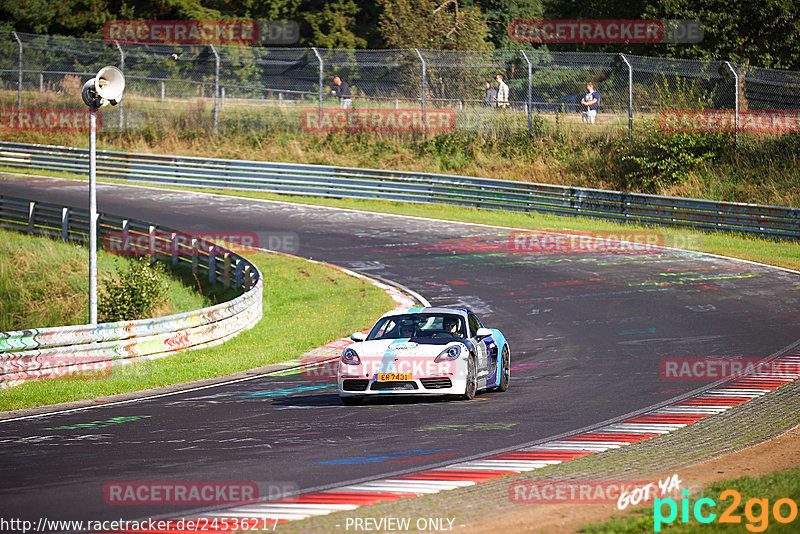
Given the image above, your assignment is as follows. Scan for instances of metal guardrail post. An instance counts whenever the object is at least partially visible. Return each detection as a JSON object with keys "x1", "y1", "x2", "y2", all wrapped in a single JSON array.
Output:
[
  {"x1": 312, "y1": 47, "x2": 324, "y2": 126},
  {"x1": 114, "y1": 41, "x2": 125, "y2": 129},
  {"x1": 210, "y1": 44, "x2": 220, "y2": 135},
  {"x1": 191, "y1": 237, "x2": 199, "y2": 274},
  {"x1": 619, "y1": 53, "x2": 633, "y2": 142},
  {"x1": 171, "y1": 232, "x2": 179, "y2": 265},
  {"x1": 61, "y1": 207, "x2": 69, "y2": 241},
  {"x1": 27, "y1": 201, "x2": 35, "y2": 234},
  {"x1": 209, "y1": 245, "x2": 217, "y2": 284},
  {"x1": 725, "y1": 61, "x2": 740, "y2": 146},
  {"x1": 12, "y1": 32, "x2": 22, "y2": 110},
  {"x1": 521, "y1": 51, "x2": 533, "y2": 133},
  {"x1": 414, "y1": 49, "x2": 427, "y2": 132},
  {"x1": 149, "y1": 225, "x2": 157, "y2": 264}
]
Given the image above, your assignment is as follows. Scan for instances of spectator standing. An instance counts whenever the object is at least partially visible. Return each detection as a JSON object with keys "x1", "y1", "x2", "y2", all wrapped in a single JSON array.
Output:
[
  {"x1": 484, "y1": 81, "x2": 497, "y2": 108},
  {"x1": 495, "y1": 74, "x2": 509, "y2": 109},
  {"x1": 330, "y1": 76, "x2": 352, "y2": 109},
  {"x1": 581, "y1": 82, "x2": 599, "y2": 123}
]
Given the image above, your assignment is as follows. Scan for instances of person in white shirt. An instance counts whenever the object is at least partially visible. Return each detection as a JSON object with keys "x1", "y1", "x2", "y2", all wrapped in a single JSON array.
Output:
[{"x1": 495, "y1": 74, "x2": 509, "y2": 109}]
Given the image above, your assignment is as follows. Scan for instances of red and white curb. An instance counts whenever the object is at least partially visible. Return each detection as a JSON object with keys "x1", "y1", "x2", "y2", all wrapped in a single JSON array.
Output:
[{"x1": 135, "y1": 354, "x2": 799, "y2": 529}]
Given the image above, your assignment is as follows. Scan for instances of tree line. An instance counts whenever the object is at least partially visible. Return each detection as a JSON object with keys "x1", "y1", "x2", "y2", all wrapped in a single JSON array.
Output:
[{"x1": 2, "y1": 0, "x2": 799, "y2": 70}]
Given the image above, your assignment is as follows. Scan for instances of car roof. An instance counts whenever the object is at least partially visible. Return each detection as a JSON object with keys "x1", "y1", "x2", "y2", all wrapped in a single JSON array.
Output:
[{"x1": 379, "y1": 307, "x2": 471, "y2": 319}]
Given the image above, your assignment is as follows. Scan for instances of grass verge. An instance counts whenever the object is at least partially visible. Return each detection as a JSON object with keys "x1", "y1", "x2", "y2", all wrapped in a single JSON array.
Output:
[
  {"x1": 0, "y1": 251, "x2": 394, "y2": 412},
  {"x1": 0, "y1": 227, "x2": 223, "y2": 331},
  {"x1": 581, "y1": 469, "x2": 800, "y2": 533}
]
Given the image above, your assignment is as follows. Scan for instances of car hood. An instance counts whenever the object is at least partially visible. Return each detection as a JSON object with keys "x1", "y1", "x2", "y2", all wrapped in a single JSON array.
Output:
[
  {"x1": 354, "y1": 338, "x2": 463, "y2": 359},
  {"x1": 347, "y1": 338, "x2": 465, "y2": 377}
]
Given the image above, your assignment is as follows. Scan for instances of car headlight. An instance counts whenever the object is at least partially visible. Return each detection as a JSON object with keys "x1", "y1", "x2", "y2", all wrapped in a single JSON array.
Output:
[
  {"x1": 434, "y1": 345, "x2": 461, "y2": 362},
  {"x1": 341, "y1": 347, "x2": 361, "y2": 365}
]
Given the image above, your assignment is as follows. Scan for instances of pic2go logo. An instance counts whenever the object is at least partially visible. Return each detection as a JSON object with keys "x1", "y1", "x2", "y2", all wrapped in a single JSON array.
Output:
[{"x1": 654, "y1": 489, "x2": 799, "y2": 532}]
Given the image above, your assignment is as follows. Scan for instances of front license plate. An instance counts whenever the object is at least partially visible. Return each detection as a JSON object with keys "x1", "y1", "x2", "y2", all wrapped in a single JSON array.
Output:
[{"x1": 377, "y1": 373, "x2": 412, "y2": 381}]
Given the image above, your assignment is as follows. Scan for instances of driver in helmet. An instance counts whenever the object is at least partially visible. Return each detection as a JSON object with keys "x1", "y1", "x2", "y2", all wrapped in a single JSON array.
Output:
[
  {"x1": 398, "y1": 320, "x2": 415, "y2": 338},
  {"x1": 443, "y1": 316, "x2": 463, "y2": 337}
]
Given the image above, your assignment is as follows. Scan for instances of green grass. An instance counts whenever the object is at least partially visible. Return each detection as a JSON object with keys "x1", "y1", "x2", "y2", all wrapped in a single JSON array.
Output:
[
  {"x1": 0, "y1": 251, "x2": 395, "y2": 411},
  {"x1": 0, "y1": 227, "x2": 219, "y2": 331},
  {"x1": 580, "y1": 469, "x2": 800, "y2": 533}
]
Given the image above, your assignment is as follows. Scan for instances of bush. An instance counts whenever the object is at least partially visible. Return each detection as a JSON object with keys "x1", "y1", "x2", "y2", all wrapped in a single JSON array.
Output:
[
  {"x1": 613, "y1": 121, "x2": 733, "y2": 192},
  {"x1": 98, "y1": 259, "x2": 169, "y2": 322}
]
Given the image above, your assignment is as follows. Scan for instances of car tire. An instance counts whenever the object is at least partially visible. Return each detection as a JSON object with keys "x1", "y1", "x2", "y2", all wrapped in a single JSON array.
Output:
[
  {"x1": 341, "y1": 396, "x2": 363, "y2": 406},
  {"x1": 496, "y1": 345, "x2": 510, "y2": 392},
  {"x1": 461, "y1": 355, "x2": 477, "y2": 400}
]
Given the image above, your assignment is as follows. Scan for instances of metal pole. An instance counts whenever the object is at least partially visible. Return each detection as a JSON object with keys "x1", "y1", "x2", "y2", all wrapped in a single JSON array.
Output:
[
  {"x1": 89, "y1": 108, "x2": 98, "y2": 325},
  {"x1": 725, "y1": 61, "x2": 739, "y2": 146},
  {"x1": 521, "y1": 51, "x2": 533, "y2": 133},
  {"x1": 311, "y1": 47, "x2": 323, "y2": 124},
  {"x1": 114, "y1": 41, "x2": 124, "y2": 129},
  {"x1": 619, "y1": 53, "x2": 633, "y2": 141},
  {"x1": 12, "y1": 32, "x2": 22, "y2": 110},
  {"x1": 414, "y1": 49, "x2": 426, "y2": 131},
  {"x1": 210, "y1": 44, "x2": 220, "y2": 135}
]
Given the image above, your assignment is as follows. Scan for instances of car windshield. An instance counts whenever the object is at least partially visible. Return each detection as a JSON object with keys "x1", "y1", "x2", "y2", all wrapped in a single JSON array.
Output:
[{"x1": 367, "y1": 313, "x2": 467, "y2": 341}]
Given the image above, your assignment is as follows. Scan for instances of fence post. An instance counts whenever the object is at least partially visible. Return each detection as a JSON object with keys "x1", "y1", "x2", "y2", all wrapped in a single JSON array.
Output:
[
  {"x1": 414, "y1": 49, "x2": 426, "y2": 132},
  {"x1": 521, "y1": 51, "x2": 533, "y2": 133},
  {"x1": 160, "y1": 81, "x2": 165, "y2": 102},
  {"x1": 619, "y1": 53, "x2": 633, "y2": 141},
  {"x1": 210, "y1": 44, "x2": 220, "y2": 135},
  {"x1": 724, "y1": 61, "x2": 739, "y2": 146},
  {"x1": 312, "y1": 47, "x2": 324, "y2": 125},
  {"x1": 12, "y1": 32, "x2": 22, "y2": 110},
  {"x1": 114, "y1": 41, "x2": 125, "y2": 129}
]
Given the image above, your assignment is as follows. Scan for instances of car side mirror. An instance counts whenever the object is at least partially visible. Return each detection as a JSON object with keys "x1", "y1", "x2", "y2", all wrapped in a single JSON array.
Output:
[
  {"x1": 350, "y1": 332, "x2": 367, "y2": 342},
  {"x1": 475, "y1": 328, "x2": 492, "y2": 339}
]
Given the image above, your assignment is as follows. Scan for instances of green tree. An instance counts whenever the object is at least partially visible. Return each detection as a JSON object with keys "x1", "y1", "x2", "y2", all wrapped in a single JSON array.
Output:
[
  {"x1": 303, "y1": 0, "x2": 367, "y2": 48},
  {"x1": 379, "y1": 0, "x2": 493, "y2": 50},
  {"x1": 644, "y1": 0, "x2": 800, "y2": 70}
]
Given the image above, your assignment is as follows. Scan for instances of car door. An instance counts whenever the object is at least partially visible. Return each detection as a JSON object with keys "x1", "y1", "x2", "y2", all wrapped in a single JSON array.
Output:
[{"x1": 468, "y1": 313, "x2": 489, "y2": 375}]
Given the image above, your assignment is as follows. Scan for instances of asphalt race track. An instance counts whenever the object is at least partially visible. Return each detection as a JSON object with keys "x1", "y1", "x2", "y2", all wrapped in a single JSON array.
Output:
[{"x1": 2, "y1": 174, "x2": 800, "y2": 528}]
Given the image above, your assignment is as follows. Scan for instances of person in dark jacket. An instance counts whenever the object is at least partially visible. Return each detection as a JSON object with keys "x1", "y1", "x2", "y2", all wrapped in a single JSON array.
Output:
[
  {"x1": 330, "y1": 76, "x2": 352, "y2": 109},
  {"x1": 485, "y1": 81, "x2": 497, "y2": 108}
]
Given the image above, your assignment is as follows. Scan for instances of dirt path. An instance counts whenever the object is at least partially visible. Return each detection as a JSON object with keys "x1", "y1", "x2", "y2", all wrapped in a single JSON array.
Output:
[{"x1": 451, "y1": 422, "x2": 800, "y2": 533}]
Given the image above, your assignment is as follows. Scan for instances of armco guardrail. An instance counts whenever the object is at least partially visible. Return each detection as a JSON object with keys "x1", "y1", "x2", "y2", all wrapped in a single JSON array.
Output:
[
  {"x1": 1, "y1": 141, "x2": 799, "y2": 239},
  {"x1": 0, "y1": 194, "x2": 263, "y2": 388}
]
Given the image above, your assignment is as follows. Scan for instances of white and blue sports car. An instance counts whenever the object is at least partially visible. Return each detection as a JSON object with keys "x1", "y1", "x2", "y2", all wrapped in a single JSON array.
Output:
[{"x1": 337, "y1": 307, "x2": 510, "y2": 404}]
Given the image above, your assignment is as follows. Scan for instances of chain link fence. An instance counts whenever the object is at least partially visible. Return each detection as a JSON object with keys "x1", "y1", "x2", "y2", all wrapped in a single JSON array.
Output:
[{"x1": 2, "y1": 30, "x2": 800, "y2": 139}]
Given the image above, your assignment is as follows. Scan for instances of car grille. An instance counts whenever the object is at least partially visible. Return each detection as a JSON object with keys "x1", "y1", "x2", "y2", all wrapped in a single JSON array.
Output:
[
  {"x1": 342, "y1": 379, "x2": 369, "y2": 392},
  {"x1": 421, "y1": 378, "x2": 452, "y2": 389},
  {"x1": 370, "y1": 381, "x2": 419, "y2": 391}
]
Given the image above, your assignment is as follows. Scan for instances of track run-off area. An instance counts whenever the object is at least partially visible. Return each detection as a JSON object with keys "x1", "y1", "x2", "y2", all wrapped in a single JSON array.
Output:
[{"x1": 1, "y1": 174, "x2": 800, "y2": 530}]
